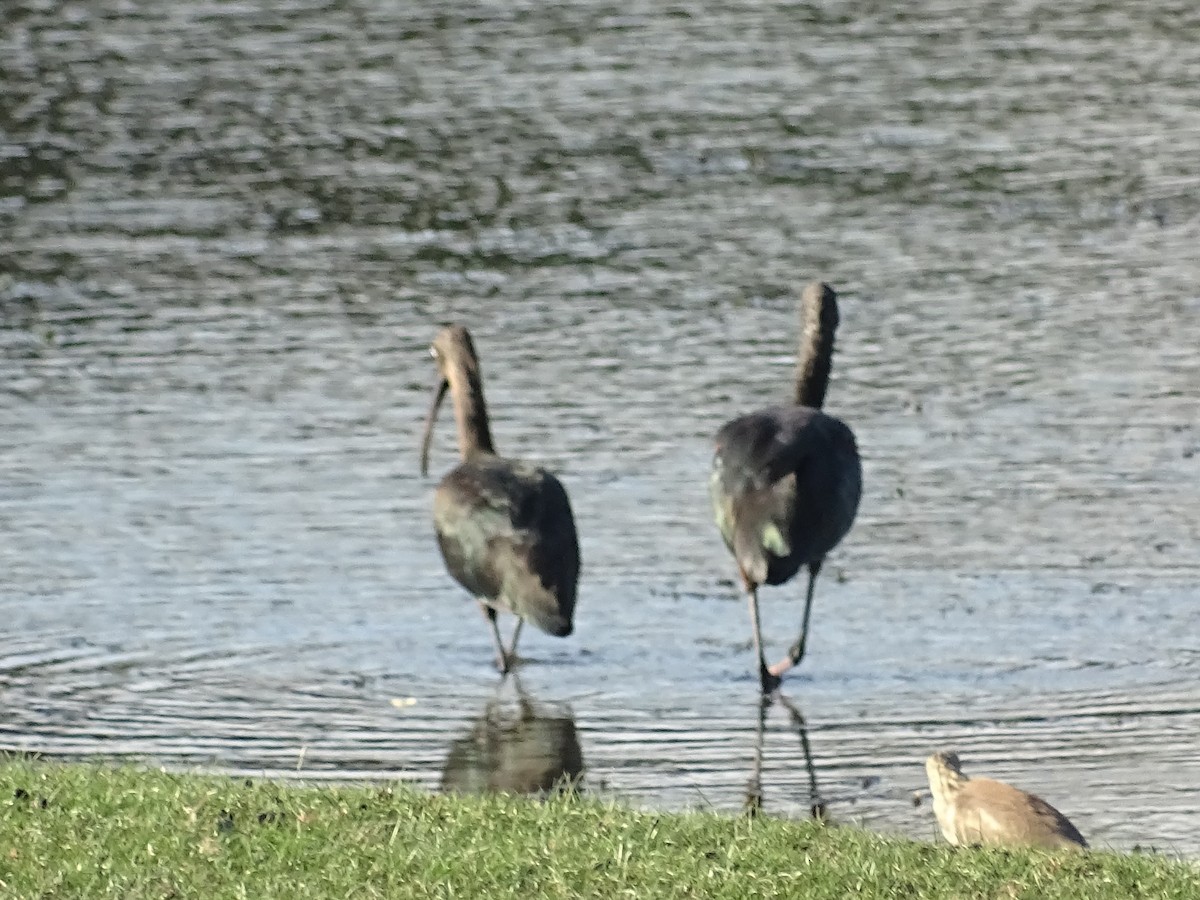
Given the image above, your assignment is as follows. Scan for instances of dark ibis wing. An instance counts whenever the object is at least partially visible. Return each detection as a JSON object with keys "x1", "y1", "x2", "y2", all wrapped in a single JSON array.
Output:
[
  {"x1": 711, "y1": 406, "x2": 860, "y2": 586},
  {"x1": 432, "y1": 456, "x2": 580, "y2": 635}
]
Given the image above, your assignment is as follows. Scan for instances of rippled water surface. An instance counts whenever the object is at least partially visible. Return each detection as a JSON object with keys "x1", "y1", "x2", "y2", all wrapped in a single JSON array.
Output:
[{"x1": 2, "y1": 0, "x2": 1199, "y2": 856}]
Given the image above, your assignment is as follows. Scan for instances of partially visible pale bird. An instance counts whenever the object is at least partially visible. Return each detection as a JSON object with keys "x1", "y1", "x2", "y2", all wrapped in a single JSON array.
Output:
[
  {"x1": 925, "y1": 750, "x2": 1088, "y2": 851},
  {"x1": 710, "y1": 281, "x2": 862, "y2": 692},
  {"x1": 419, "y1": 324, "x2": 580, "y2": 674}
]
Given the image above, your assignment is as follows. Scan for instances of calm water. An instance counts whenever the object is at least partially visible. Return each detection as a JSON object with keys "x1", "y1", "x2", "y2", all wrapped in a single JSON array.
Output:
[{"x1": 2, "y1": 0, "x2": 1199, "y2": 856}]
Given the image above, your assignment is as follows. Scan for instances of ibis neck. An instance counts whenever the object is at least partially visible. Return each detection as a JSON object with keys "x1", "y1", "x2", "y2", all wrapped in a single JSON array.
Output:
[
  {"x1": 446, "y1": 357, "x2": 496, "y2": 461},
  {"x1": 795, "y1": 316, "x2": 835, "y2": 409}
]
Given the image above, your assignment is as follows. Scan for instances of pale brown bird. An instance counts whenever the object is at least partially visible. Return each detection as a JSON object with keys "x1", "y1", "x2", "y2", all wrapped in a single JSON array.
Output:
[{"x1": 925, "y1": 750, "x2": 1088, "y2": 851}]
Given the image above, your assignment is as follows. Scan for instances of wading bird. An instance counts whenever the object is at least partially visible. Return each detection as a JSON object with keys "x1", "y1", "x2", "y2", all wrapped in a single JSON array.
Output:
[
  {"x1": 710, "y1": 281, "x2": 861, "y2": 692},
  {"x1": 925, "y1": 750, "x2": 1088, "y2": 850},
  {"x1": 419, "y1": 324, "x2": 580, "y2": 673}
]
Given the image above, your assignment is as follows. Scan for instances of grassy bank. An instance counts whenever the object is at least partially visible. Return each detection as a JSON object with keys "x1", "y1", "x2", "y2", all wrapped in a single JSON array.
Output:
[{"x1": 0, "y1": 758, "x2": 1195, "y2": 899}]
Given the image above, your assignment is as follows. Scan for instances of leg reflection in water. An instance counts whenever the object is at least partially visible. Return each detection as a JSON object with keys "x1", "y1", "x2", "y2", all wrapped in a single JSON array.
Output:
[{"x1": 744, "y1": 692, "x2": 825, "y2": 821}]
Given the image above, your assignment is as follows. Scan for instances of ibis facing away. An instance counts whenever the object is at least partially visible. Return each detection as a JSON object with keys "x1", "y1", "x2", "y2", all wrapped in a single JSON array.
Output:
[
  {"x1": 925, "y1": 750, "x2": 1088, "y2": 850},
  {"x1": 710, "y1": 281, "x2": 861, "y2": 693},
  {"x1": 419, "y1": 324, "x2": 580, "y2": 674}
]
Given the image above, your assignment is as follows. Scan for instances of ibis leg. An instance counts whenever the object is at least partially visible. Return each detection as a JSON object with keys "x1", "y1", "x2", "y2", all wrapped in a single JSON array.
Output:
[
  {"x1": 506, "y1": 618, "x2": 525, "y2": 664},
  {"x1": 747, "y1": 583, "x2": 780, "y2": 693},
  {"x1": 479, "y1": 602, "x2": 510, "y2": 673},
  {"x1": 769, "y1": 561, "x2": 820, "y2": 677}
]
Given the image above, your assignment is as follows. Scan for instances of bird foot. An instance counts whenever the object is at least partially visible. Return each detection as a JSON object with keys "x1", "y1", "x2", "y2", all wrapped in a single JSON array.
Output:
[
  {"x1": 768, "y1": 639, "x2": 805, "y2": 678},
  {"x1": 766, "y1": 658, "x2": 792, "y2": 679}
]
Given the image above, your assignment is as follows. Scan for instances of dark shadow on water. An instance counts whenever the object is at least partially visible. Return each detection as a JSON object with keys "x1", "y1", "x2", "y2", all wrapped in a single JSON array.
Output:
[
  {"x1": 440, "y1": 676, "x2": 585, "y2": 797},
  {"x1": 744, "y1": 692, "x2": 826, "y2": 821}
]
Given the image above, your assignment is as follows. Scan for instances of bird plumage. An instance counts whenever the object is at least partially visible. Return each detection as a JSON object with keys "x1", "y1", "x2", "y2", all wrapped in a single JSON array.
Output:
[
  {"x1": 712, "y1": 405, "x2": 860, "y2": 587},
  {"x1": 433, "y1": 455, "x2": 578, "y2": 638},
  {"x1": 925, "y1": 750, "x2": 1088, "y2": 850}
]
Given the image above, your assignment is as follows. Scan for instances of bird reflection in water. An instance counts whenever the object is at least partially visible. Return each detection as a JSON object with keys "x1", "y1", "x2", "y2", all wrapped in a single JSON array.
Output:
[
  {"x1": 744, "y1": 692, "x2": 826, "y2": 821},
  {"x1": 440, "y1": 678, "x2": 585, "y2": 797}
]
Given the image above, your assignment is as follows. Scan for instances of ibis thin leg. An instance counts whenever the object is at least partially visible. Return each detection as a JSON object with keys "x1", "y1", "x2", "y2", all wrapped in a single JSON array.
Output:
[
  {"x1": 747, "y1": 583, "x2": 781, "y2": 693},
  {"x1": 769, "y1": 561, "x2": 821, "y2": 677},
  {"x1": 506, "y1": 618, "x2": 525, "y2": 664},
  {"x1": 479, "y1": 602, "x2": 509, "y2": 673}
]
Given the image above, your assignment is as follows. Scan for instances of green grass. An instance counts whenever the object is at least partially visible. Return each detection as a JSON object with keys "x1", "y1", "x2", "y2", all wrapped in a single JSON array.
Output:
[{"x1": 0, "y1": 758, "x2": 1196, "y2": 899}]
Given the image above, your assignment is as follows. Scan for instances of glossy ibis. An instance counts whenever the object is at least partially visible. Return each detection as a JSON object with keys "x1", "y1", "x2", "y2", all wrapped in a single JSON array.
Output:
[
  {"x1": 710, "y1": 281, "x2": 861, "y2": 692},
  {"x1": 419, "y1": 324, "x2": 580, "y2": 674},
  {"x1": 925, "y1": 750, "x2": 1088, "y2": 850}
]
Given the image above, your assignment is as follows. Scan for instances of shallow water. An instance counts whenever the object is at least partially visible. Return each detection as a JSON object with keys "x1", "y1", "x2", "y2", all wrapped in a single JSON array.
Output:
[{"x1": 2, "y1": 0, "x2": 1199, "y2": 856}]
